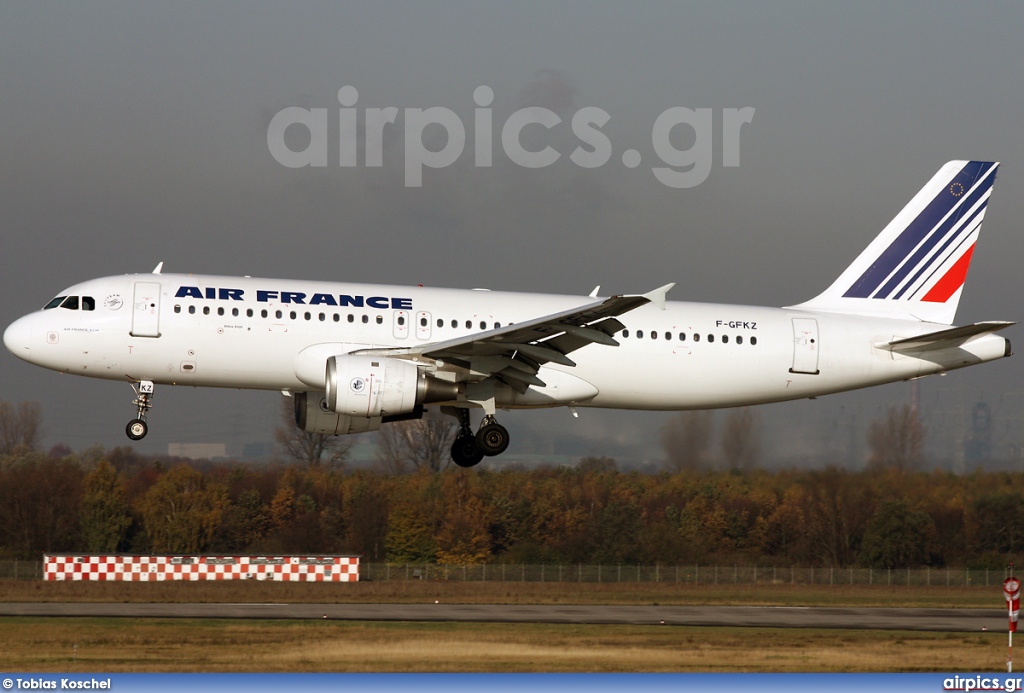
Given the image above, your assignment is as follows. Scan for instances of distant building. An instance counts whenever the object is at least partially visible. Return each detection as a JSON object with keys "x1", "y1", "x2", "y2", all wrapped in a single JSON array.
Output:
[
  {"x1": 167, "y1": 443, "x2": 228, "y2": 459},
  {"x1": 242, "y1": 442, "x2": 272, "y2": 460},
  {"x1": 964, "y1": 402, "x2": 992, "y2": 465}
]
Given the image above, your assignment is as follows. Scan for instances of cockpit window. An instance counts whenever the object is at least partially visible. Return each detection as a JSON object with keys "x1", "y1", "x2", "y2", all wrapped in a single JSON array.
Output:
[
  {"x1": 60, "y1": 296, "x2": 79, "y2": 310},
  {"x1": 44, "y1": 296, "x2": 66, "y2": 310},
  {"x1": 82, "y1": 296, "x2": 95, "y2": 311}
]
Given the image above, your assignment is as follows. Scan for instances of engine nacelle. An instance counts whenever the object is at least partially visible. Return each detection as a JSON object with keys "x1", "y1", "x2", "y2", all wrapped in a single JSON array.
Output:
[
  {"x1": 324, "y1": 354, "x2": 458, "y2": 417},
  {"x1": 294, "y1": 391, "x2": 382, "y2": 435}
]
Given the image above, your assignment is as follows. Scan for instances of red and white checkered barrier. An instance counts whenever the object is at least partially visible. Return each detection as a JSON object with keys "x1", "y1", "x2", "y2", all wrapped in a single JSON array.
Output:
[{"x1": 44, "y1": 555, "x2": 359, "y2": 582}]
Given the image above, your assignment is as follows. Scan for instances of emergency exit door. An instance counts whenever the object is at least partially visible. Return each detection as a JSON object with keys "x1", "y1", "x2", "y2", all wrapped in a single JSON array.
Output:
[{"x1": 393, "y1": 309, "x2": 410, "y2": 339}]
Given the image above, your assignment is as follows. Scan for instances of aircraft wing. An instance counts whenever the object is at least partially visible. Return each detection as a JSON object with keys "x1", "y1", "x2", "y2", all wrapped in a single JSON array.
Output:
[
  {"x1": 880, "y1": 321, "x2": 1014, "y2": 352},
  {"x1": 353, "y1": 284, "x2": 673, "y2": 393}
]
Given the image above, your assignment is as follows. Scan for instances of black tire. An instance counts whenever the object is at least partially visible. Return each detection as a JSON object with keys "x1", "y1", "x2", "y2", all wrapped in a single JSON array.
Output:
[
  {"x1": 126, "y1": 418, "x2": 148, "y2": 441},
  {"x1": 475, "y1": 422, "x2": 510, "y2": 456},
  {"x1": 450, "y1": 435, "x2": 484, "y2": 468}
]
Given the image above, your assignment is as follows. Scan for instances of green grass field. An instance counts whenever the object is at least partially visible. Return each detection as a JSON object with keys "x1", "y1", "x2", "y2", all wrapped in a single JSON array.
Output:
[{"x1": 0, "y1": 617, "x2": 1008, "y2": 672}]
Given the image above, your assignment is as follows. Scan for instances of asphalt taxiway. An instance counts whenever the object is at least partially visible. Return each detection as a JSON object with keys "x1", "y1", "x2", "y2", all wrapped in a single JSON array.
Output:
[{"x1": 0, "y1": 603, "x2": 1005, "y2": 631}]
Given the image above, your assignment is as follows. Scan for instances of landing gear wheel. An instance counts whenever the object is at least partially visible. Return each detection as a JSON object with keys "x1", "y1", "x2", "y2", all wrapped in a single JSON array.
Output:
[
  {"x1": 451, "y1": 435, "x2": 484, "y2": 468},
  {"x1": 476, "y1": 422, "x2": 510, "y2": 456},
  {"x1": 126, "y1": 418, "x2": 148, "y2": 441}
]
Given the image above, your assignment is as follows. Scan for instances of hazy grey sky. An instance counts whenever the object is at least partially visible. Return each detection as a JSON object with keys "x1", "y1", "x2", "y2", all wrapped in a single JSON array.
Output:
[{"x1": 2, "y1": 1, "x2": 1023, "y2": 466}]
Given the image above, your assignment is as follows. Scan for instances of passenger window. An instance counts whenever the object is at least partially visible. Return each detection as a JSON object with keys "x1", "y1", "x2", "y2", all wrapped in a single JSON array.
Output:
[
  {"x1": 751, "y1": 336, "x2": 758, "y2": 346},
  {"x1": 451, "y1": 320, "x2": 457, "y2": 328},
  {"x1": 708, "y1": 334, "x2": 715, "y2": 343},
  {"x1": 679, "y1": 333, "x2": 686, "y2": 341},
  {"x1": 189, "y1": 306, "x2": 196, "y2": 315},
  {"x1": 637, "y1": 330, "x2": 644, "y2": 339},
  {"x1": 44, "y1": 297, "x2": 66, "y2": 310},
  {"x1": 664, "y1": 332, "x2": 670, "y2": 341},
  {"x1": 289, "y1": 311, "x2": 297, "y2": 320},
  {"x1": 465, "y1": 320, "x2": 472, "y2": 329},
  {"x1": 203, "y1": 307, "x2": 210, "y2": 316},
  {"x1": 376, "y1": 315, "x2": 383, "y2": 324},
  {"x1": 436, "y1": 318, "x2": 443, "y2": 328},
  {"x1": 174, "y1": 305, "x2": 181, "y2": 314},
  {"x1": 362, "y1": 315, "x2": 369, "y2": 324},
  {"x1": 217, "y1": 307, "x2": 224, "y2": 316},
  {"x1": 480, "y1": 321, "x2": 486, "y2": 330},
  {"x1": 737, "y1": 335, "x2": 743, "y2": 344},
  {"x1": 398, "y1": 316, "x2": 406, "y2": 326},
  {"x1": 82, "y1": 297, "x2": 95, "y2": 311},
  {"x1": 622, "y1": 329, "x2": 630, "y2": 338},
  {"x1": 333, "y1": 314, "x2": 340, "y2": 322},
  {"x1": 261, "y1": 309, "x2": 268, "y2": 318},
  {"x1": 651, "y1": 331, "x2": 658, "y2": 340},
  {"x1": 275, "y1": 310, "x2": 283, "y2": 319},
  {"x1": 421, "y1": 317, "x2": 428, "y2": 327},
  {"x1": 233, "y1": 308, "x2": 240, "y2": 317},
  {"x1": 245, "y1": 308, "x2": 252, "y2": 318},
  {"x1": 348, "y1": 314, "x2": 354, "y2": 323},
  {"x1": 694, "y1": 333, "x2": 700, "y2": 342},
  {"x1": 318, "y1": 313, "x2": 325, "y2": 322},
  {"x1": 61, "y1": 296, "x2": 79, "y2": 310},
  {"x1": 722, "y1": 335, "x2": 729, "y2": 344},
  {"x1": 495, "y1": 322, "x2": 501, "y2": 328}
]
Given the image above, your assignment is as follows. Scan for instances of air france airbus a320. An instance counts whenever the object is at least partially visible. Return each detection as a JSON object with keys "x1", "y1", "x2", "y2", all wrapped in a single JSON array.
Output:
[{"x1": 3, "y1": 161, "x2": 1013, "y2": 467}]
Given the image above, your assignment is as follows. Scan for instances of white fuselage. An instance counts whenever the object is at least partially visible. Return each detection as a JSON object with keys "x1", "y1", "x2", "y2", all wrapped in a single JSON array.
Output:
[{"x1": 3, "y1": 273, "x2": 1010, "y2": 412}]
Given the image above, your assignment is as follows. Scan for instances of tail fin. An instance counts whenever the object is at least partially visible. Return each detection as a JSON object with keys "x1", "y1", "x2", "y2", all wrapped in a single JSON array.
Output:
[{"x1": 790, "y1": 160, "x2": 999, "y2": 324}]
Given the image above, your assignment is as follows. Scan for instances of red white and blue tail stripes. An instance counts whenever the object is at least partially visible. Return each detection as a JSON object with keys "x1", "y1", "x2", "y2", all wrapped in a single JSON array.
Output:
[{"x1": 792, "y1": 161, "x2": 999, "y2": 325}]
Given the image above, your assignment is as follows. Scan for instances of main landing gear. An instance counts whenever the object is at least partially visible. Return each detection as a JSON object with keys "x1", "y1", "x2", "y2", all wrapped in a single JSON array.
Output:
[
  {"x1": 446, "y1": 408, "x2": 510, "y2": 468},
  {"x1": 476, "y1": 415, "x2": 510, "y2": 456},
  {"x1": 126, "y1": 380, "x2": 154, "y2": 441}
]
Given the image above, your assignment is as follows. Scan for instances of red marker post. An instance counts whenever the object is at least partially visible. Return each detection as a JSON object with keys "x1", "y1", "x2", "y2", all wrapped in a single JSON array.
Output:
[{"x1": 1004, "y1": 568, "x2": 1019, "y2": 673}]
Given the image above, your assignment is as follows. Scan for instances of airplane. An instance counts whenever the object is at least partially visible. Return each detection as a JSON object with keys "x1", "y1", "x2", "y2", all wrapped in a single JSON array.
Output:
[{"x1": 3, "y1": 160, "x2": 1013, "y2": 467}]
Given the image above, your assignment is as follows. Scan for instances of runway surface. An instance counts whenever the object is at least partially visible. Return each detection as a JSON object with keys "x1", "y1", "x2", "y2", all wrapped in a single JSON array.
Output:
[{"x1": 0, "y1": 602, "x2": 1006, "y2": 631}]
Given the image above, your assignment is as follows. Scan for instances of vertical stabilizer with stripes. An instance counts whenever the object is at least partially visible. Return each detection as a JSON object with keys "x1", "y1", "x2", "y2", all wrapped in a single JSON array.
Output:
[{"x1": 790, "y1": 160, "x2": 999, "y2": 325}]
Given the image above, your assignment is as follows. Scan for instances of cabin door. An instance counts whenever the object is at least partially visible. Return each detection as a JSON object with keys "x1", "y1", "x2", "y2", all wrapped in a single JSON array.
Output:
[{"x1": 131, "y1": 282, "x2": 161, "y2": 338}]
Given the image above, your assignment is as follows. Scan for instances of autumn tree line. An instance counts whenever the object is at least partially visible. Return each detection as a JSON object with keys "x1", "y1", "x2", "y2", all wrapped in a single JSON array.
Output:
[{"x1": 0, "y1": 399, "x2": 1012, "y2": 569}]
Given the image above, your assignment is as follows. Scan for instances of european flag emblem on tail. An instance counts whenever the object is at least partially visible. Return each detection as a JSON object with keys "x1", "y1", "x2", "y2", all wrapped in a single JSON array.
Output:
[{"x1": 790, "y1": 160, "x2": 999, "y2": 325}]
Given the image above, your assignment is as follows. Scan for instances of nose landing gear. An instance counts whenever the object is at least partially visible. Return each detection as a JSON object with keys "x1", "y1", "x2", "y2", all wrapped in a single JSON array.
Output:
[{"x1": 126, "y1": 380, "x2": 154, "y2": 441}]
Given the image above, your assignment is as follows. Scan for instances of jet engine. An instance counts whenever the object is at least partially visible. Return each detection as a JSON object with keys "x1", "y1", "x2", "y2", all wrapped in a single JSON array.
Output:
[
  {"x1": 293, "y1": 391, "x2": 383, "y2": 435},
  {"x1": 324, "y1": 354, "x2": 458, "y2": 418}
]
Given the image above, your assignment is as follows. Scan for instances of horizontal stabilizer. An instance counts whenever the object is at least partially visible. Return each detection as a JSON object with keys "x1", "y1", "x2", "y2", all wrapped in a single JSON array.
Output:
[{"x1": 879, "y1": 321, "x2": 1014, "y2": 352}]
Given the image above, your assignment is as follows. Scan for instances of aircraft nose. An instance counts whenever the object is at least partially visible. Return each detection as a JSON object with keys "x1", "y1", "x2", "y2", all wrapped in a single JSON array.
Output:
[{"x1": 3, "y1": 315, "x2": 33, "y2": 358}]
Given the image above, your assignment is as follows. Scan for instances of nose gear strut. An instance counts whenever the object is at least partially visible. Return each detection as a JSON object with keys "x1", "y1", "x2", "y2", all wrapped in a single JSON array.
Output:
[{"x1": 126, "y1": 380, "x2": 154, "y2": 441}]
